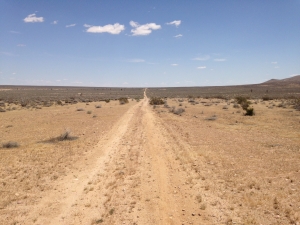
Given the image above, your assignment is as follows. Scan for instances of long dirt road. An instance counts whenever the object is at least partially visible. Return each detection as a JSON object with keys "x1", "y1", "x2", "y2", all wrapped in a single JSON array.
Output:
[{"x1": 13, "y1": 90, "x2": 208, "y2": 225}]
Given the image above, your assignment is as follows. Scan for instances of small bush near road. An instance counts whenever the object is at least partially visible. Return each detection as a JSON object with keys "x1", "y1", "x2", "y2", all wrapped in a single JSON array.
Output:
[
  {"x1": 2, "y1": 141, "x2": 19, "y2": 148},
  {"x1": 149, "y1": 97, "x2": 164, "y2": 105},
  {"x1": 119, "y1": 97, "x2": 129, "y2": 105}
]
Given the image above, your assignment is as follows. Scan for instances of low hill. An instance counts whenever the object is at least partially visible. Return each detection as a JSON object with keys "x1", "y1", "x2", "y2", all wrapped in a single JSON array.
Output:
[{"x1": 262, "y1": 75, "x2": 300, "y2": 85}]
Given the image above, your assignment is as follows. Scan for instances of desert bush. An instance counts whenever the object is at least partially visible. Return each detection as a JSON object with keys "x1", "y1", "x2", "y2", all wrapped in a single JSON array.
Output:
[
  {"x1": 95, "y1": 104, "x2": 102, "y2": 108},
  {"x1": 77, "y1": 108, "x2": 84, "y2": 111},
  {"x1": 262, "y1": 95, "x2": 273, "y2": 101},
  {"x1": 104, "y1": 99, "x2": 110, "y2": 103},
  {"x1": 149, "y1": 97, "x2": 164, "y2": 105},
  {"x1": 87, "y1": 110, "x2": 92, "y2": 114},
  {"x1": 0, "y1": 101, "x2": 5, "y2": 107},
  {"x1": 173, "y1": 108, "x2": 185, "y2": 115},
  {"x1": 235, "y1": 96, "x2": 255, "y2": 116},
  {"x1": 205, "y1": 115, "x2": 217, "y2": 121},
  {"x1": 56, "y1": 100, "x2": 63, "y2": 105},
  {"x1": 292, "y1": 98, "x2": 300, "y2": 111},
  {"x1": 245, "y1": 107, "x2": 255, "y2": 116},
  {"x1": 222, "y1": 106, "x2": 228, "y2": 109},
  {"x1": 233, "y1": 103, "x2": 240, "y2": 108},
  {"x1": 43, "y1": 101, "x2": 53, "y2": 107},
  {"x1": 119, "y1": 97, "x2": 129, "y2": 104},
  {"x1": 2, "y1": 141, "x2": 19, "y2": 148},
  {"x1": 47, "y1": 130, "x2": 78, "y2": 142},
  {"x1": 0, "y1": 107, "x2": 6, "y2": 112},
  {"x1": 20, "y1": 99, "x2": 29, "y2": 107}
]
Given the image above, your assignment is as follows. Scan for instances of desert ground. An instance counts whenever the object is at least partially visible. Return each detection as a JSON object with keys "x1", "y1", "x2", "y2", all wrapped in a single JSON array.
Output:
[{"x1": 1, "y1": 86, "x2": 300, "y2": 224}]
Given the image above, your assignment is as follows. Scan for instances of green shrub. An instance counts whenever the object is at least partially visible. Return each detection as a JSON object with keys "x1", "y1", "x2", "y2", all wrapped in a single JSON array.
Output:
[{"x1": 149, "y1": 97, "x2": 164, "y2": 105}]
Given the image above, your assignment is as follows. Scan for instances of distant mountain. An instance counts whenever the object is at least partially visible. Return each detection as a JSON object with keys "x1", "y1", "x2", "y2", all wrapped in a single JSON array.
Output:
[{"x1": 262, "y1": 75, "x2": 300, "y2": 85}]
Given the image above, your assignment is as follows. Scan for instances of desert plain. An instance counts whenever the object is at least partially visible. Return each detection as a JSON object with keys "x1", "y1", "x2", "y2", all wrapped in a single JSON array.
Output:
[{"x1": 0, "y1": 79, "x2": 300, "y2": 225}]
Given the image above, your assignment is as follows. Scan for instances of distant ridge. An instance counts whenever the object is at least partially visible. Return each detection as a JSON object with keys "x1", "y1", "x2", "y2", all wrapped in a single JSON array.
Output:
[{"x1": 262, "y1": 75, "x2": 300, "y2": 85}]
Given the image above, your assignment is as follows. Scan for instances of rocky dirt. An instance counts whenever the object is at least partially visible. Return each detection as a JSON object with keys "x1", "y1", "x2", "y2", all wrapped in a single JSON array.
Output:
[{"x1": 1, "y1": 90, "x2": 300, "y2": 225}]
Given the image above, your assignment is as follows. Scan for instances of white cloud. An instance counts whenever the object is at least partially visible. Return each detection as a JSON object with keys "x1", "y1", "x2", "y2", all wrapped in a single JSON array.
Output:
[
  {"x1": 24, "y1": 14, "x2": 44, "y2": 23},
  {"x1": 52, "y1": 20, "x2": 58, "y2": 25},
  {"x1": 167, "y1": 20, "x2": 181, "y2": 27},
  {"x1": 130, "y1": 21, "x2": 161, "y2": 36},
  {"x1": 193, "y1": 55, "x2": 210, "y2": 61},
  {"x1": 17, "y1": 44, "x2": 26, "y2": 47},
  {"x1": 174, "y1": 34, "x2": 183, "y2": 38},
  {"x1": 214, "y1": 58, "x2": 226, "y2": 62},
  {"x1": 197, "y1": 66, "x2": 206, "y2": 69},
  {"x1": 66, "y1": 24, "x2": 76, "y2": 28},
  {"x1": 86, "y1": 23, "x2": 125, "y2": 34},
  {"x1": 10, "y1": 30, "x2": 20, "y2": 34},
  {"x1": 274, "y1": 66, "x2": 280, "y2": 69},
  {"x1": 127, "y1": 59, "x2": 145, "y2": 63},
  {"x1": 271, "y1": 62, "x2": 278, "y2": 64},
  {"x1": 171, "y1": 64, "x2": 178, "y2": 66}
]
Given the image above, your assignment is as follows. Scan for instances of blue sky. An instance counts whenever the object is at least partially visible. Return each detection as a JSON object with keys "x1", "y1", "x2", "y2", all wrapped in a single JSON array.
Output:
[{"x1": 1, "y1": 0, "x2": 300, "y2": 87}]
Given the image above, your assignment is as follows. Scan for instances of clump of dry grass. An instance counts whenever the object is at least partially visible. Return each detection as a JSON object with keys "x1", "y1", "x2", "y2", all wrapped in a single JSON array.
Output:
[
  {"x1": 119, "y1": 97, "x2": 129, "y2": 104},
  {"x1": 45, "y1": 130, "x2": 78, "y2": 142},
  {"x1": 169, "y1": 107, "x2": 185, "y2": 115},
  {"x1": 149, "y1": 97, "x2": 165, "y2": 105},
  {"x1": 0, "y1": 107, "x2": 6, "y2": 112},
  {"x1": 2, "y1": 141, "x2": 19, "y2": 148},
  {"x1": 205, "y1": 115, "x2": 217, "y2": 121}
]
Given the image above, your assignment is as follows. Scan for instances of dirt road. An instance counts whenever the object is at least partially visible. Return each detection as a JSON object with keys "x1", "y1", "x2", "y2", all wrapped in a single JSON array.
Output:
[{"x1": 11, "y1": 90, "x2": 206, "y2": 225}]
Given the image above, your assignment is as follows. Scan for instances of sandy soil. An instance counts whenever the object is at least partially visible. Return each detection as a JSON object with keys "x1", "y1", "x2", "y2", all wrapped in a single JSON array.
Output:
[{"x1": 1, "y1": 91, "x2": 300, "y2": 225}]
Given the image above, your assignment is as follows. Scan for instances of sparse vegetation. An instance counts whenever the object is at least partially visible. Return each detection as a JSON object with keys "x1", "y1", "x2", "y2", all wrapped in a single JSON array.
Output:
[
  {"x1": 95, "y1": 104, "x2": 102, "y2": 108},
  {"x1": 46, "y1": 130, "x2": 78, "y2": 142},
  {"x1": 77, "y1": 108, "x2": 84, "y2": 111},
  {"x1": 169, "y1": 107, "x2": 185, "y2": 115},
  {"x1": 149, "y1": 97, "x2": 164, "y2": 105},
  {"x1": 109, "y1": 208, "x2": 115, "y2": 215},
  {"x1": 235, "y1": 96, "x2": 255, "y2": 116},
  {"x1": 87, "y1": 110, "x2": 92, "y2": 114},
  {"x1": 119, "y1": 97, "x2": 129, "y2": 105},
  {"x1": 2, "y1": 141, "x2": 19, "y2": 148}
]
